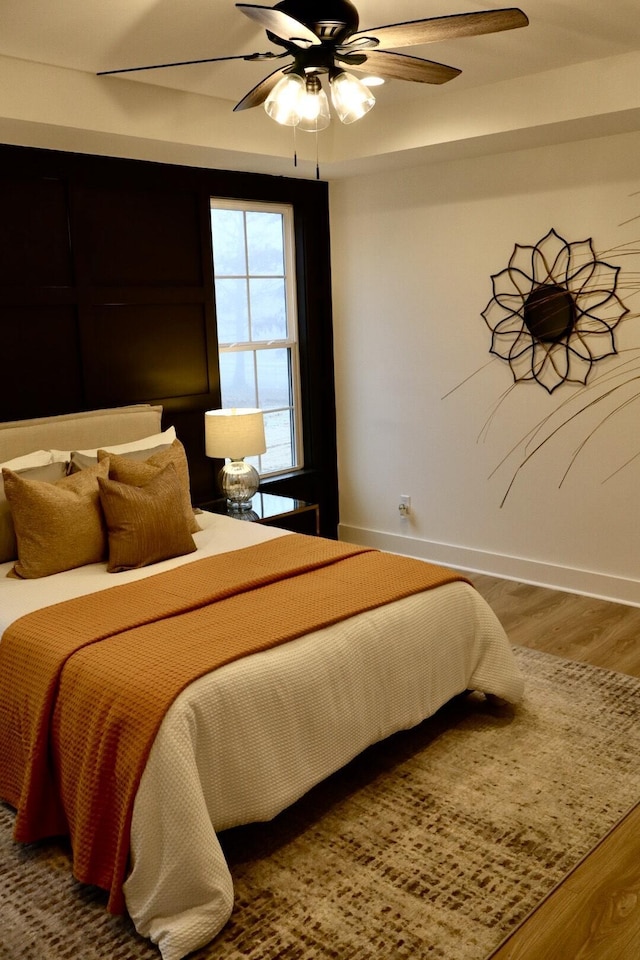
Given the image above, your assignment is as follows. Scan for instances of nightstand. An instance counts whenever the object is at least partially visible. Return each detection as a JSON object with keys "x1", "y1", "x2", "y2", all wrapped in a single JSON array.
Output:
[{"x1": 199, "y1": 492, "x2": 320, "y2": 536}]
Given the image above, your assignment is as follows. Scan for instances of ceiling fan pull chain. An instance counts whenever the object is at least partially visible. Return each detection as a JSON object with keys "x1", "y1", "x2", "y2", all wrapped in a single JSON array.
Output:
[
  {"x1": 293, "y1": 124, "x2": 298, "y2": 168},
  {"x1": 315, "y1": 129, "x2": 320, "y2": 180}
]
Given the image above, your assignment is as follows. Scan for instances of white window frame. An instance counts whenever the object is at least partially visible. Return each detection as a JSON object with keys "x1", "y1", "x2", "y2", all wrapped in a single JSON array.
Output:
[{"x1": 210, "y1": 198, "x2": 303, "y2": 477}]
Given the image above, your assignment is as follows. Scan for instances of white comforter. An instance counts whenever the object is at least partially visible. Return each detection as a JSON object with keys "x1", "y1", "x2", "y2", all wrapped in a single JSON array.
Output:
[{"x1": 0, "y1": 514, "x2": 524, "y2": 960}]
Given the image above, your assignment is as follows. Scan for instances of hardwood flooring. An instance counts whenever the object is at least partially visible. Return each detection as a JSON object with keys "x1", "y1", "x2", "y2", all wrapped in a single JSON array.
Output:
[
  {"x1": 470, "y1": 575, "x2": 640, "y2": 960},
  {"x1": 472, "y1": 575, "x2": 640, "y2": 679}
]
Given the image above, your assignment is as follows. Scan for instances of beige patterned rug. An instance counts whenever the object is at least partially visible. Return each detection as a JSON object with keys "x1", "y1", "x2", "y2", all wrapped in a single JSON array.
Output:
[{"x1": 2, "y1": 646, "x2": 640, "y2": 960}]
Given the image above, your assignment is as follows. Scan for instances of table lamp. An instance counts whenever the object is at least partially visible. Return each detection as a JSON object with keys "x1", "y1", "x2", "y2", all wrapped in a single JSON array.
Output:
[{"x1": 204, "y1": 408, "x2": 266, "y2": 510}]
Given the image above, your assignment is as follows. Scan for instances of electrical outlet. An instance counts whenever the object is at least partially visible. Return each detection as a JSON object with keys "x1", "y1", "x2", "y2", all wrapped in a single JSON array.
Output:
[{"x1": 398, "y1": 494, "x2": 411, "y2": 518}]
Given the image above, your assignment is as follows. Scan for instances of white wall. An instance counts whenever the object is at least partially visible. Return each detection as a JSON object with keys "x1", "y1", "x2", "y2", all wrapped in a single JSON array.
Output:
[{"x1": 330, "y1": 129, "x2": 640, "y2": 605}]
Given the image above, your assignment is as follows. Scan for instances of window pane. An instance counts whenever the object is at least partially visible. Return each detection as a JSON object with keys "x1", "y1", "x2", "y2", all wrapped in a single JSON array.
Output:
[
  {"x1": 262, "y1": 410, "x2": 293, "y2": 474},
  {"x1": 211, "y1": 199, "x2": 301, "y2": 477},
  {"x1": 249, "y1": 278, "x2": 287, "y2": 341},
  {"x1": 211, "y1": 209, "x2": 246, "y2": 275},
  {"x1": 256, "y1": 349, "x2": 291, "y2": 410},
  {"x1": 247, "y1": 211, "x2": 284, "y2": 276},
  {"x1": 219, "y1": 351, "x2": 257, "y2": 408},
  {"x1": 214, "y1": 278, "x2": 249, "y2": 343}
]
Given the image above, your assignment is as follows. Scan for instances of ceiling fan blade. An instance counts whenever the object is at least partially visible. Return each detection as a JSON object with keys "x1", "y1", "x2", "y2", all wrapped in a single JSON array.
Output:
[
  {"x1": 236, "y1": 3, "x2": 321, "y2": 47},
  {"x1": 97, "y1": 51, "x2": 282, "y2": 76},
  {"x1": 347, "y1": 8, "x2": 529, "y2": 51},
  {"x1": 233, "y1": 65, "x2": 291, "y2": 111},
  {"x1": 351, "y1": 50, "x2": 460, "y2": 85}
]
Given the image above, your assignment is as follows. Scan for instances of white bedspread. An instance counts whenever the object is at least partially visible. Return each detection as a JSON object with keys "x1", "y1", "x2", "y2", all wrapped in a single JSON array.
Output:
[{"x1": 0, "y1": 515, "x2": 524, "y2": 960}]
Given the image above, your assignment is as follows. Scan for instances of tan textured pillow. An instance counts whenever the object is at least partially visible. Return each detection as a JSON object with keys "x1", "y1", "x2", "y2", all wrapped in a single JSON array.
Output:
[
  {"x1": 99, "y1": 438, "x2": 200, "y2": 533},
  {"x1": 3, "y1": 460, "x2": 109, "y2": 579},
  {"x1": 0, "y1": 461, "x2": 68, "y2": 564},
  {"x1": 98, "y1": 463, "x2": 197, "y2": 573},
  {"x1": 69, "y1": 441, "x2": 171, "y2": 474}
]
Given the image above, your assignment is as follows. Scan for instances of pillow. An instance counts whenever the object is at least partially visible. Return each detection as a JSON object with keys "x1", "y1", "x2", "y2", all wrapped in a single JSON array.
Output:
[
  {"x1": 100, "y1": 438, "x2": 200, "y2": 534},
  {"x1": 0, "y1": 461, "x2": 68, "y2": 564},
  {"x1": 1, "y1": 450, "x2": 53, "y2": 470},
  {"x1": 50, "y1": 426, "x2": 177, "y2": 463},
  {"x1": 69, "y1": 441, "x2": 172, "y2": 474},
  {"x1": 98, "y1": 463, "x2": 196, "y2": 573},
  {"x1": 3, "y1": 460, "x2": 109, "y2": 579}
]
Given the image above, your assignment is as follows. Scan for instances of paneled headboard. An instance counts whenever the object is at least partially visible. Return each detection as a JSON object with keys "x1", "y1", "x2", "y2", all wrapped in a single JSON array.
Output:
[
  {"x1": 0, "y1": 405, "x2": 163, "y2": 464},
  {"x1": 0, "y1": 143, "x2": 337, "y2": 535}
]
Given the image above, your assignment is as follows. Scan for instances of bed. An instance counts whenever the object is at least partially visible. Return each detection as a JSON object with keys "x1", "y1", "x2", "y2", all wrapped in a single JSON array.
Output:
[{"x1": 0, "y1": 404, "x2": 524, "y2": 960}]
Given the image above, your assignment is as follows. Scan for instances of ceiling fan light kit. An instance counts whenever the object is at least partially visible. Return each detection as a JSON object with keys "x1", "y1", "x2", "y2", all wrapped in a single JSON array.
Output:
[
  {"x1": 97, "y1": 1, "x2": 530, "y2": 163},
  {"x1": 265, "y1": 66, "x2": 375, "y2": 128}
]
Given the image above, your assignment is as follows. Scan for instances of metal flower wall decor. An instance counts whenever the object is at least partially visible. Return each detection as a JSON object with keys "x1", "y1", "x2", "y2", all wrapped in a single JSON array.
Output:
[{"x1": 481, "y1": 229, "x2": 629, "y2": 393}]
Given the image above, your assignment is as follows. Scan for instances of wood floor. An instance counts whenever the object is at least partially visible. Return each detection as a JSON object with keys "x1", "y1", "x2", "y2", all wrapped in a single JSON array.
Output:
[{"x1": 470, "y1": 575, "x2": 640, "y2": 960}]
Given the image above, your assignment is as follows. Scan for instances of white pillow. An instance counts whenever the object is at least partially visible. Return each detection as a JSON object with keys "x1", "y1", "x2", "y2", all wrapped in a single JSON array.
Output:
[
  {"x1": 1, "y1": 450, "x2": 53, "y2": 470},
  {"x1": 50, "y1": 426, "x2": 176, "y2": 462}
]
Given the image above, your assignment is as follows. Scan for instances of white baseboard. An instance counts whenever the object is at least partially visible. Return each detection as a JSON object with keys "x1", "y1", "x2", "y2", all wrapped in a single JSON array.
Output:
[{"x1": 338, "y1": 524, "x2": 640, "y2": 608}]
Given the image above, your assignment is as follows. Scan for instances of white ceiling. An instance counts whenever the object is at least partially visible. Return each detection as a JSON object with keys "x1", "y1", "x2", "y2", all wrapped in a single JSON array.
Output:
[{"x1": 1, "y1": 0, "x2": 640, "y2": 178}]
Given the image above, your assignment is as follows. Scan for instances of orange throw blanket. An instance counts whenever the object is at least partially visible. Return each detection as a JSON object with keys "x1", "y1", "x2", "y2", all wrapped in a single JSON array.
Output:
[{"x1": 0, "y1": 534, "x2": 468, "y2": 913}]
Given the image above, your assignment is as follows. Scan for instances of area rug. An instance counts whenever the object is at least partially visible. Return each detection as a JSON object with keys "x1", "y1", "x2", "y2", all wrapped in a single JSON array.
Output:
[{"x1": 1, "y1": 646, "x2": 640, "y2": 960}]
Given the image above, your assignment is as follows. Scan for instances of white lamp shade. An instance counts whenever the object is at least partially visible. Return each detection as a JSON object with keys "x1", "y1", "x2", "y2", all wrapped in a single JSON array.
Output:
[
  {"x1": 296, "y1": 76, "x2": 331, "y2": 132},
  {"x1": 330, "y1": 71, "x2": 375, "y2": 124},
  {"x1": 264, "y1": 73, "x2": 305, "y2": 126},
  {"x1": 205, "y1": 408, "x2": 266, "y2": 460}
]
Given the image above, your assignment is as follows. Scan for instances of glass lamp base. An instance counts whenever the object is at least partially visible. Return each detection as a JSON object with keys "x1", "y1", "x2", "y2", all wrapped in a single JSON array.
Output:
[{"x1": 219, "y1": 459, "x2": 259, "y2": 510}]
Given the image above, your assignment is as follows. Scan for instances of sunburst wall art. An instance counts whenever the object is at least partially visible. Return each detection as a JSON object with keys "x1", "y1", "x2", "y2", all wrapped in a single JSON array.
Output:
[
  {"x1": 481, "y1": 228, "x2": 629, "y2": 394},
  {"x1": 443, "y1": 226, "x2": 639, "y2": 506}
]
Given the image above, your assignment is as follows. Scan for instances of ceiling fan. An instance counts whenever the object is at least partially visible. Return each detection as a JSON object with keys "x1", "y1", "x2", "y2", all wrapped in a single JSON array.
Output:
[{"x1": 98, "y1": 1, "x2": 529, "y2": 130}]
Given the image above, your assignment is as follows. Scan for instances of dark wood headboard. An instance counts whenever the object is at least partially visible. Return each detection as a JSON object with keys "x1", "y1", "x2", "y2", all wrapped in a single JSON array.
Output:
[{"x1": 0, "y1": 144, "x2": 338, "y2": 535}]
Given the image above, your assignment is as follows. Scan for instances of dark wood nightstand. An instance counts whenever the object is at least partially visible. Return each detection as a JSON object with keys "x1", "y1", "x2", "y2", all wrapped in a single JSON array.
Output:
[{"x1": 199, "y1": 492, "x2": 320, "y2": 536}]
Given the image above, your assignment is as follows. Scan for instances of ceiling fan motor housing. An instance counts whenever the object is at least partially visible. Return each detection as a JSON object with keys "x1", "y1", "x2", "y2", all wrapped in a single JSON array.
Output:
[{"x1": 274, "y1": 0, "x2": 359, "y2": 42}]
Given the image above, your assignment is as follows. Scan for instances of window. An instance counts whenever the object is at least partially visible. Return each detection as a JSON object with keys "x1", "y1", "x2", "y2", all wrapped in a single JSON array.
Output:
[{"x1": 210, "y1": 200, "x2": 302, "y2": 476}]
